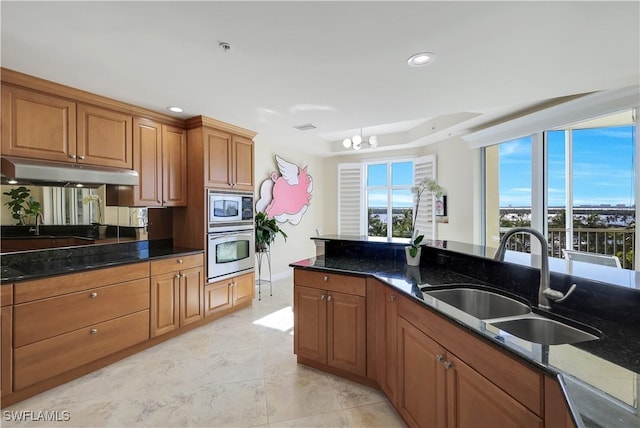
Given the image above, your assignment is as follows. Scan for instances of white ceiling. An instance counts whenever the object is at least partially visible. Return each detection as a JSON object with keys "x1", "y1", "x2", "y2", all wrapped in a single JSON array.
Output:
[{"x1": 1, "y1": 1, "x2": 638, "y2": 157}]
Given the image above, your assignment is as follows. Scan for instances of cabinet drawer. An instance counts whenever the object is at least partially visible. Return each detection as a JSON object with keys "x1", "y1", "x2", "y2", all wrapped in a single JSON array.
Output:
[
  {"x1": 150, "y1": 254, "x2": 203, "y2": 276},
  {"x1": 14, "y1": 310, "x2": 149, "y2": 390},
  {"x1": 14, "y1": 278, "x2": 150, "y2": 347},
  {"x1": 14, "y1": 262, "x2": 150, "y2": 303},
  {"x1": 294, "y1": 270, "x2": 366, "y2": 296}
]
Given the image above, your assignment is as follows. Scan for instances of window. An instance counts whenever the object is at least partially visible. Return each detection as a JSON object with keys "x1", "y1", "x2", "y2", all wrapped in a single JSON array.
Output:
[
  {"x1": 486, "y1": 110, "x2": 637, "y2": 269},
  {"x1": 338, "y1": 155, "x2": 436, "y2": 239}
]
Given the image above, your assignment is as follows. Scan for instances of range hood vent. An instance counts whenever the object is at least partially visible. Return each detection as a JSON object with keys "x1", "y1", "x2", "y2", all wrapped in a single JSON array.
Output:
[{"x1": 1, "y1": 157, "x2": 139, "y2": 188}]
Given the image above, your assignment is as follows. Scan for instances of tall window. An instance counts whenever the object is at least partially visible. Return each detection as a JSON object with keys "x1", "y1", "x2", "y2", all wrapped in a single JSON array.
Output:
[
  {"x1": 486, "y1": 110, "x2": 637, "y2": 269},
  {"x1": 366, "y1": 161, "x2": 414, "y2": 238}
]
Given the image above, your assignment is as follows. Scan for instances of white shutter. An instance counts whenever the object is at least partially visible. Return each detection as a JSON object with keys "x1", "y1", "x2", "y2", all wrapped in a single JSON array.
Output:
[
  {"x1": 338, "y1": 163, "x2": 364, "y2": 235},
  {"x1": 414, "y1": 155, "x2": 436, "y2": 240}
]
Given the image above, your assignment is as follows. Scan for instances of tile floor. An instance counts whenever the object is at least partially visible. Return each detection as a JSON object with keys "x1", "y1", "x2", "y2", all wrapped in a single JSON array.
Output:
[{"x1": 3, "y1": 276, "x2": 406, "y2": 428}]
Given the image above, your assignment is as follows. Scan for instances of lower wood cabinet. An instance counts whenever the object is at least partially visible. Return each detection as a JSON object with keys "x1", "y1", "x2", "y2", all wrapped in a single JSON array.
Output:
[
  {"x1": 376, "y1": 282, "x2": 399, "y2": 405},
  {"x1": 293, "y1": 270, "x2": 367, "y2": 377},
  {"x1": 204, "y1": 272, "x2": 255, "y2": 317},
  {"x1": 1, "y1": 285, "x2": 13, "y2": 398},
  {"x1": 150, "y1": 255, "x2": 204, "y2": 337}
]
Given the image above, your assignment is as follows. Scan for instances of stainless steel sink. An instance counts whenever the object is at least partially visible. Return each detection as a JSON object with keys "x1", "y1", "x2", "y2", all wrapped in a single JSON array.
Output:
[
  {"x1": 424, "y1": 288, "x2": 531, "y2": 320},
  {"x1": 489, "y1": 316, "x2": 599, "y2": 345}
]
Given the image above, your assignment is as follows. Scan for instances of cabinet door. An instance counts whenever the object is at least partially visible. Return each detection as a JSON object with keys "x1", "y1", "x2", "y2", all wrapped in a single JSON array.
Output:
[
  {"x1": 77, "y1": 103, "x2": 132, "y2": 168},
  {"x1": 1, "y1": 85, "x2": 76, "y2": 162},
  {"x1": 232, "y1": 135, "x2": 254, "y2": 191},
  {"x1": 162, "y1": 125, "x2": 187, "y2": 206},
  {"x1": 179, "y1": 267, "x2": 204, "y2": 327},
  {"x1": 1, "y1": 306, "x2": 12, "y2": 397},
  {"x1": 327, "y1": 291, "x2": 366, "y2": 376},
  {"x1": 397, "y1": 317, "x2": 446, "y2": 428},
  {"x1": 446, "y1": 354, "x2": 542, "y2": 428},
  {"x1": 376, "y1": 285, "x2": 398, "y2": 404},
  {"x1": 132, "y1": 118, "x2": 162, "y2": 206},
  {"x1": 294, "y1": 285, "x2": 327, "y2": 364},
  {"x1": 204, "y1": 128, "x2": 232, "y2": 189},
  {"x1": 233, "y1": 272, "x2": 254, "y2": 307},
  {"x1": 205, "y1": 279, "x2": 232, "y2": 316},
  {"x1": 150, "y1": 272, "x2": 180, "y2": 337}
]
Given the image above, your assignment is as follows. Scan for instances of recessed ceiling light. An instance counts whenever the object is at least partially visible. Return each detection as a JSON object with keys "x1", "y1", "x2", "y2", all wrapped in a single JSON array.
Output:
[
  {"x1": 75, "y1": 183, "x2": 84, "y2": 188},
  {"x1": 407, "y1": 52, "x2": 436, "y2": 67},
  {"x1": 7, "y1": 179, "x2": 18, "y2": 184},
  {"x1": 167, "y1": 106, "x2": 184, "y2": 113}
]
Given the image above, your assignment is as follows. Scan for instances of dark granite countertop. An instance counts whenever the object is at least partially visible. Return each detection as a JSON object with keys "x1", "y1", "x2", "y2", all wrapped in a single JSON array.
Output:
[
  {"x1": 0, "y1": 240, "x2": 202, "y2": 283},
  {"x1": 291, "y1": 252, "x2": 640, "y2": 428}
]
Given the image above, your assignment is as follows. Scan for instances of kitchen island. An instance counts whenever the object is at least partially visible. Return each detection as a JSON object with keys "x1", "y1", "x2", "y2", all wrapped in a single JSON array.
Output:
[{"x1": 290, "y1": 235, "x2": 640, "y2": 428}]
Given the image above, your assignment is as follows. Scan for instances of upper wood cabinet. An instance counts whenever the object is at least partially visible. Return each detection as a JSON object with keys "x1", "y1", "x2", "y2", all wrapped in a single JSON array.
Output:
[
  {"x1": 77, "y1": 103, "x2": 132, "y2": 168},
  {"x1": 1, "y1": 85, "x2": 77, "y2": 162},
  {"x1": 1, "y1": 85, "x2": 133, "y2": 169},
  {"x1": 204, "y1": 128, "x2": 254, "y2": 191},
  {"x1": 120, "y1": 118, "x2": 186, "y2": 207}
]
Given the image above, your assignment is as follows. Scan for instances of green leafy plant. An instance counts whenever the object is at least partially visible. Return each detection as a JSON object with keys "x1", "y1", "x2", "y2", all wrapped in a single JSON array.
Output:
[
  {"x1": 2, "y1": 186, "x2": 42, "y2": 225},
  {"x1": 408, "y1": 233, "x2": 424, "y2": 258},
  {"x1": 255, "y1": 211, "x2": 288, "y2": 251}
]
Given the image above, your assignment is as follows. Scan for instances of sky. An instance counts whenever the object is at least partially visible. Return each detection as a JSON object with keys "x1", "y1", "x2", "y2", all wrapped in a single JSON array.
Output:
[
  {"x1": 499, "y1": 125, "x2": 635, "y2": 208},
  {"x1": 366, "y1": 161, "x2": 414, "y2": 209}
]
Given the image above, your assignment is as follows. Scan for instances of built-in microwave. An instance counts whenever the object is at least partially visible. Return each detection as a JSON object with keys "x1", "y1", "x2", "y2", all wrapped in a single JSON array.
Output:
[{"x1": 208, "y1": 190, "x2": 254, "y2": 231}]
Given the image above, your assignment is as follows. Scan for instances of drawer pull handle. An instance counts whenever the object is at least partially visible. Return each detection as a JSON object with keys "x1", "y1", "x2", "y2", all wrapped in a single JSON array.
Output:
[
  {"x1": 178, "y1": 259, "x2": 184, "y2": 264},
  {"x1": 323, "y1": 276, "x2": 329, "y2": 282},
  {"x1": 90, "y1": 292, "x2": 98, "y2": 298},
  {"x1": 390, "y1": 295, "x2": 397, "y2": 302},
  {"x1": 444, "y1": 361, "x2": 453, "y2": 370},
  {"x1": 327, "y1": 295, "x2": 333, "y2": 301},
  {"x1": 90, "y1": 328, "x2": 98, "y2": 335}
]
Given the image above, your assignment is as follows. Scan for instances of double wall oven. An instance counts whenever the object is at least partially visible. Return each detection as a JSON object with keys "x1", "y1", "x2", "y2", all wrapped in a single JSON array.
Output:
[{"x1": 207, "y1": 190, "x2": 255, "y2": 282}]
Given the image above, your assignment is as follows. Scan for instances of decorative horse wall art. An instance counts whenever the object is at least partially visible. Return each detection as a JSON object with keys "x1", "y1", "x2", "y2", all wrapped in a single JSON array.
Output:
[{"x1": 256, "y1": 155, "x2": 313, "y2": 225}]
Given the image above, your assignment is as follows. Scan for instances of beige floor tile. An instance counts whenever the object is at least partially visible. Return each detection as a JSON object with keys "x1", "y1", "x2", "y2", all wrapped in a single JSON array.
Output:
[
  {"x1": 268, "y1": 410, "x2": 351, "y2": 428},
  {"x1": 343, "y1": 401, "x2": 406, "y2": 428},
  {"x1": 327, "y1": 374, "x2": 388, "y2": 409}
]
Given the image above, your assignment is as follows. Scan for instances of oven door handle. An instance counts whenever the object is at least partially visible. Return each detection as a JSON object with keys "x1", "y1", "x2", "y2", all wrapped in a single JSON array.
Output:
[{"x1": 209, "y1": 231, "x2": 253, "y2": 239}]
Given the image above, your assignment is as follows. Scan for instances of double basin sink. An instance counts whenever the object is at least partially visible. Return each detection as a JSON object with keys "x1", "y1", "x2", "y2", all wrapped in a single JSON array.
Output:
[{"x1": 422, "y1": 286, "x2": 600, "y2": 345}]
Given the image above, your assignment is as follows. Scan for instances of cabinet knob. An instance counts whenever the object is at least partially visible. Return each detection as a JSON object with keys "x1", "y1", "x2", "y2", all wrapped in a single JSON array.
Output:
[
  {"x1": 78, "y1": 155, "x2": 85, "y2": 160},
  {"x1": 90, "y1": 328, "x2": 98, "y2": 335},
  {"x1": 320, "y1": 294, "x2": 326, "y2": 300},
  {"x1": 444, "y1": 361, "x2": 453, "y2": 370},
  {"x1": 327, "y1": 295, "x2": 333, "y2": 301},
  {"x1": 323, "y1": 276, "x2": 329, "y2": 282},
  {"x1": 178, "y1": 259, "x2": 183, "y2": 264},
  {"x1": 436, "y1": 354, "x2": 444, "y2": 362},
  {"x1": 157, "y1": 200, "x2": 161, "y2": 203},
  {"x1": 89, "y1": 292, "x2": 98, "y2": 298},
  {"x1": 175, "y1": 274, "x2": 181, "y2": 279},
  {"x1": 69, "y1": 154, "x2": 76, "y2": 159},
  {"x1": 390, "y1": 295, "x2": 397, "y2": 302},
  {"x1": 163, "y1": 201, "x2": 167, "y2": 203}
]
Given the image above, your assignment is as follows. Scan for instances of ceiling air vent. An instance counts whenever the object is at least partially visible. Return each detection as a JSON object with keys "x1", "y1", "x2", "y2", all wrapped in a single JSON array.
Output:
[{"x1": 293, "y1": 123, "x2": 317, "y2": 131}]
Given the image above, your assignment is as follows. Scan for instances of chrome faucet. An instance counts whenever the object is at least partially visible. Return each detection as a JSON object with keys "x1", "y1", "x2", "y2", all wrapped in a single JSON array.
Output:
[
  {"x1": 494, "y1": 227, "x2": 576, "y2": 309},
  {"x1": 28, "y1": 213, "x2": 43, "y2": 236}
]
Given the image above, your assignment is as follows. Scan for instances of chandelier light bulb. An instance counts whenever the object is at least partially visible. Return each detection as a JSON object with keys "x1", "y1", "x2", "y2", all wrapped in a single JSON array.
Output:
[
  {"x1": 343, "y1": 138, "x2": 352, "y2": 148},
  {"x1": 353, "y1": 141, "x2": 362, "y2": 150},
  {"x1": 352, "y1": 135, "x2": 362, "y2": 145},
  {"x1": 368, "y1": 135, "x2": 378, "y2": 147}
]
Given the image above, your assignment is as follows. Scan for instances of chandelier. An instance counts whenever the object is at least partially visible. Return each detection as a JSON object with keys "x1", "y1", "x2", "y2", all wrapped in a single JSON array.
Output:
[{"x1": 342, "y1": 128, "x2": 378, "y2": 151}]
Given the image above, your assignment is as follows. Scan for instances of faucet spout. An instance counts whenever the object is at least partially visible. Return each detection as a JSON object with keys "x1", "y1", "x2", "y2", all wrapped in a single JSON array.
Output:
[{"x1": 494, "y1": 227, "x2": 574, "y2": 309}]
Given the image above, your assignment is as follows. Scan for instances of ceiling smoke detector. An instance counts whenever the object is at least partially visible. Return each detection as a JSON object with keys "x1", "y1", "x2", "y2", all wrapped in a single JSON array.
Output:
[{"x1": 219, "y1": 42, "x2": 231, "y2": 52}]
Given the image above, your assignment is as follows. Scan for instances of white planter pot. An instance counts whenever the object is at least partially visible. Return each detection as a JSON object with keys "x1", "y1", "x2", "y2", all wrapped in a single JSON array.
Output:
[{"x1": 405, "y1": 246, "x2": 422, "y2": 266}]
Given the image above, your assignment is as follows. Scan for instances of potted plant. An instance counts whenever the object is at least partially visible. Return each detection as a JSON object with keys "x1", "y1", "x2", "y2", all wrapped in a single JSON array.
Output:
[
  {"x1": 255, "y1": 211, "x2": 288, "y2": 252},
  {"x1": 406, "y1": 177, "x2": 444, "y2": 265},
  {"x1": 405, "y1": 234, "x2": 424, "y2": 266},
  {"x1": 3, "y1": 186, "x2": 42, "y2": 225}
]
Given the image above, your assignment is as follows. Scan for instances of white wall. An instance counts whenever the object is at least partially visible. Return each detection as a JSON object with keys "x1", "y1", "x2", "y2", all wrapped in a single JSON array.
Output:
[
  {"x1": 322, "y1": 138, "x2": 480, "y2": 243},
  {"x1": 254, "y1": 138, "x2": 327, "y2": 278}
]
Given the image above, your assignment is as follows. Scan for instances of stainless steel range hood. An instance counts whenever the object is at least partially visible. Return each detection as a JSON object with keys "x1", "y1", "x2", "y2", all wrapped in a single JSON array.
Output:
[{"x1": 1, "y1": 157, "x2": 139, "y2": 188}]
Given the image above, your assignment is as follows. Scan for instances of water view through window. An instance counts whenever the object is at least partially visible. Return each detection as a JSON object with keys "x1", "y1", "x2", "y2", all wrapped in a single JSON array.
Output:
[{"x1": 497, "y1": 111, "x2": 636, "y2": 269}]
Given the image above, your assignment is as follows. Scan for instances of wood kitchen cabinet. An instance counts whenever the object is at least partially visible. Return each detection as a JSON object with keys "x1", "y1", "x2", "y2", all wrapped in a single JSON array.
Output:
[
  {"x1": 116, "y1": 118, "x2": 187, "y2": 207},
  {"x1": 203, "y1": 128, "x2": 254, "y2": 191},
  {"x1": 375, "y1": 281, "x2": 399, "y2": 405},
  {"x1": 150, "y1": 254, "x2": 204, "y2": 337},
  {"x1": 294, "y1": 270, "x2": 367, "y2": 377},
  {"x1": 204, "y1": 272, "x2": 255, "y2": 317},
  {"x1": 1, "y1": 285, "x2": 13, "y2": 398},
  {"x1": 1, "y1": 84, "x2": 133, "y2": 168}
]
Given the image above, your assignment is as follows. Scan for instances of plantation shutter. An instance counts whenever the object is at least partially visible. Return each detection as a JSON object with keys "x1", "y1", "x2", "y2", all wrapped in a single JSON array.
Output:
[
  {"x1": 338, "y1": 163, "x2": 364, "y2": 235},
  {"x1": 414, "y1": 155, "x2": 437, "y2": 240}
]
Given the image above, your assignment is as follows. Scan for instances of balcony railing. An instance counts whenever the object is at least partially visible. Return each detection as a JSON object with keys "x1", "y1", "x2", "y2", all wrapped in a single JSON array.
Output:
[{"x1": 499, "y1": 227, "x2": 635, "y2": 270}]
